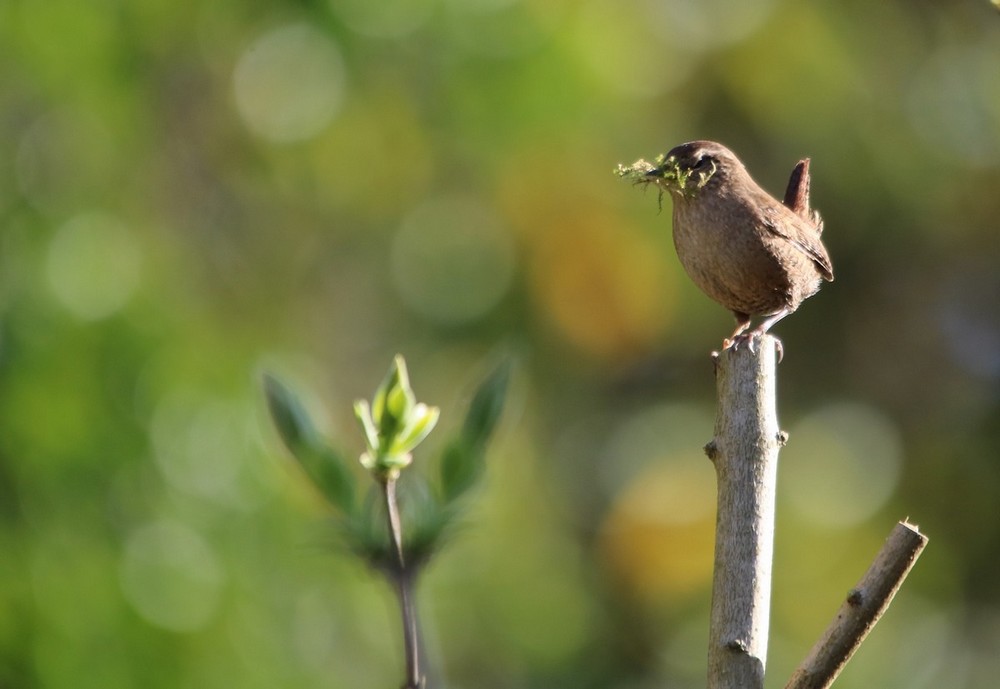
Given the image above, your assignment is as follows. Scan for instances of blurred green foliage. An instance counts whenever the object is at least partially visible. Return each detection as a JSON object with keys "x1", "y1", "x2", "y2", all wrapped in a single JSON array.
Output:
[
  {"x1": 2, "y1": 0, "x2": 1000, "y2": 687},
  {"x1": 264, "y1": 354, "x2": 507, "y2": 576}
]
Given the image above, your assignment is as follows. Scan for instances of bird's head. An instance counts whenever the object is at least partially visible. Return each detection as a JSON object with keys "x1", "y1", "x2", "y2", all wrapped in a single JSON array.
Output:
[{"x1": 617, "y1": 140, "x2": 744, "y2": 202}]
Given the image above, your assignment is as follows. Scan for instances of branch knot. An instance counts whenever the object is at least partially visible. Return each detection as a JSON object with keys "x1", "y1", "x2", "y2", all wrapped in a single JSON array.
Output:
[{"x1": 704, "y1": 440, "x2": 719, "y2": 462}]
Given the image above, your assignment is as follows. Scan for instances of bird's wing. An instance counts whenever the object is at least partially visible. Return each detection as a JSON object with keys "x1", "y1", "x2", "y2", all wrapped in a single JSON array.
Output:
[{"x1": 761, "y1": 206, "x2": 834, "y2": 281}]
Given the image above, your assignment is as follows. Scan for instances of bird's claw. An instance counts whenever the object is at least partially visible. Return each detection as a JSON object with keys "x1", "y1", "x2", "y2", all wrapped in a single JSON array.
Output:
[
  {"x1": 722, "y1": 333, "x2": 756, "y2": 353},
  {"x1": 721, "y1": 332, "x2": 784, "y2": 362}
]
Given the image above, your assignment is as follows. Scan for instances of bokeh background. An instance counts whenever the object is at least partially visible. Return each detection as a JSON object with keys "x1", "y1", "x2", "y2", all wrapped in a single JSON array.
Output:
[{"x1": 2, "y1": 0, "x2": 1000, "y2": 687}]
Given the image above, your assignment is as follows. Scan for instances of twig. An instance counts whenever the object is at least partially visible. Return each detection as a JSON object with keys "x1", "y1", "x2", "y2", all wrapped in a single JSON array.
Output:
[
  {"x1": 382, "y1": 478, "x2": 425, "y2": 689},
  {"x1": 394, "y1": 573, "x2": 424, "y2": 689},
  {"x1": 784, "y1": 521, "x2": 928, "y2": 689},
  {"x1": 384, "y1": 477, "x2": 407, "y2": 569},
  {"x1": 705, "y1": 335, "x2": 783, "y2": 689}
]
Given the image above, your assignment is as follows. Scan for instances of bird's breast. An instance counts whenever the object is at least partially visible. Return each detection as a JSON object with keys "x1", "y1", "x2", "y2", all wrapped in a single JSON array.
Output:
[{"x1": 671, "y1": 199, "x2": 795, "y2": 316}]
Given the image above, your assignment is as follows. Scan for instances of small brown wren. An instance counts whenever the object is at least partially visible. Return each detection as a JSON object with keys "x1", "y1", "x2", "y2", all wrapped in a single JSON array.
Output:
[{"x1": 619, "y1": 140, "x2": 833, "y2": 353}]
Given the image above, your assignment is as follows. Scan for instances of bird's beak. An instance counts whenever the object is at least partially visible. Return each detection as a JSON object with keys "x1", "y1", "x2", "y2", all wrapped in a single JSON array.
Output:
[
  {"x1": 645, "y1": 156, "x2": 681, "y2": 187},
  {"x1": 616, "y1": 155, "x2": 679, "y2": 191}
]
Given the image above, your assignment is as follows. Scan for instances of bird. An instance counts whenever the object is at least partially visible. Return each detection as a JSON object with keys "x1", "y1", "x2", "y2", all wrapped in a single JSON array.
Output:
[{"x1": 620, "y1": 140, "x2": 833, "y2": 355}]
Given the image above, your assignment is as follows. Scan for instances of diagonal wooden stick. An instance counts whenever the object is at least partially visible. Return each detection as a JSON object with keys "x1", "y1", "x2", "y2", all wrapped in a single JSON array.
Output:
[{"x1": 784, "y1": 520, "x2": 928, "y2": 689}]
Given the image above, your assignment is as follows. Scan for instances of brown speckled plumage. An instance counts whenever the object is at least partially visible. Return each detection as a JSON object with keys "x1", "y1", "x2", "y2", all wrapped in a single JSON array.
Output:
[{"x1": 645, "y1": 140, "x2": 833, "y2": 349}]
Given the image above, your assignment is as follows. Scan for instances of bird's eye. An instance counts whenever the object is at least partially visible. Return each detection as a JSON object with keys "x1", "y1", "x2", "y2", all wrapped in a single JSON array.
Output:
[{"x1": 693, "y1": 155, "x2": 712, "y2": 169}]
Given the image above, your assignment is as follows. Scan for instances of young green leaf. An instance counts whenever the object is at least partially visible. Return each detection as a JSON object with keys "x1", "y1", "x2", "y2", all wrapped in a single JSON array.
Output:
[
  {"x1": 461, "y1": 360, "x2": 510, "y2": 451},
  {"x1": 297, "y1": 444, "x2": 357, "y2": 516},
  {"x1": 357, "y1": 354, "x2": 439, "y2": 481},
  {"x1": 263, "y1": 373, "x2": 356, "y2": 515},
  {"x1": 439, "y1": 438, "x2": 480, "y2": 504},
  {"x1": 400, "y1": 475, "x2": 451, "y2": 568},
  {"x1": 440, "y1": 360, "x2": 510, "y2": 504},
  {"x1": 386, "y1": 381, "x2": 414, "y2": 422},
  {"x1": 354, "y1": 399, "x2": 380, "y2": 452},
  {"x1": 345, "y1": 487, "x2": 395, "y2": 573},
  {"x1": 370, "y1": 355, "x2": 415, "y2": 448},
  {"x1": 390, "y1": 403, "x2": 440, "y2": 456},
  {"x1": 345, "y1": 478, "x2": 447, "y2": 574},
  {"x1": 263, "y1": 372, "x2": 319, "y2": 454}
]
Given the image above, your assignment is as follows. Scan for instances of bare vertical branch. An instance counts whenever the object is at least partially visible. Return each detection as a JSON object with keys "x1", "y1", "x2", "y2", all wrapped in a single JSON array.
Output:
[
  {"x1": 705, "y1": 335, "x2": 783, "y2": 689},
  {"x1": 784, "y1": 521, "x2": 928, "y2": 689}
]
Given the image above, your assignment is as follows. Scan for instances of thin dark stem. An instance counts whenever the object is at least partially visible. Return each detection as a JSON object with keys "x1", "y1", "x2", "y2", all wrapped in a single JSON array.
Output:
[
  {"x1": 382, "y1": 477, "x2": 424, "y2": 689},
  {"x1": 384, "y1": 477, "x2": 406, "y2": 569},
  {"x1": 395, "y1": 573, "x2": 423, "y2": 689}
]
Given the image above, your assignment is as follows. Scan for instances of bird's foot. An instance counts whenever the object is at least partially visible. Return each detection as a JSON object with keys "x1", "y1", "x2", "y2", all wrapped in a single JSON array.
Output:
[{"x1": 722, "y1": 332, "x2": 784, "y2": 362}]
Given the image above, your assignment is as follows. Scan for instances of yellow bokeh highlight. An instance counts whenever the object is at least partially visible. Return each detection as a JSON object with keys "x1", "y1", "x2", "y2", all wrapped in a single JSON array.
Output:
[
  {"x1": 599, "y1": 464, "x2": 716, "y2": 603},
  {"x1": 497, "y1": 147, "x2": 676, "y2": 361},
  {"x1": 531, "y1": 217, "x2": 671, "y2": 360}
]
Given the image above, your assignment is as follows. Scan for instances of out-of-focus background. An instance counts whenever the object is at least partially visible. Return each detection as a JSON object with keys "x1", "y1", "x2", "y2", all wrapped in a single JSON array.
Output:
[{"x1": 2, "y1": 1, "x2": 999, "y2": 687}]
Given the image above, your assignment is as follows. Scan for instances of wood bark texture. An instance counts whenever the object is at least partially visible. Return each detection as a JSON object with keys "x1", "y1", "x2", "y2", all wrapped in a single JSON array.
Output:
[
  {"x1": 784, "y1": 521, "x2": 928, "y2": 689},
  {"x1": 706, "y1": 335, "x2": 782, "y2": 689}
]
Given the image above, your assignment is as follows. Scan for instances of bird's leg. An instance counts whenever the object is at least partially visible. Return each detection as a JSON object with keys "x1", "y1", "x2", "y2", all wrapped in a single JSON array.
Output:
[
  {"x1": 722, "y1": 312, "x2": 752, "y2": 350},
  {"x1": 737, "y1": 307, "x2": 791, "y2": 360},
  {"x1": 750, "y1": 307, "x2": 792, "y2": 336}
]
